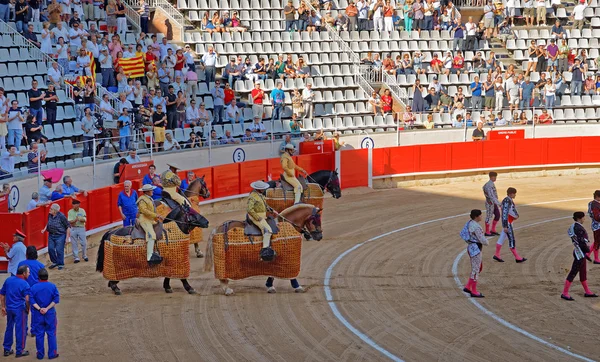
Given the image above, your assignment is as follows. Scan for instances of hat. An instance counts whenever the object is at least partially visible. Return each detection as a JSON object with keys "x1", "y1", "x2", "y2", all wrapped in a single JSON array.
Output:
[
  {"x1": 167, "y1": 163, "x2": 180, "y2": 170},
  {"x1": 250, "y1": 180, "x2": 270, "y2": 190},
  {"x1": 139, "y1": 184, "x2": 156, "y2": 192},
  {"x1": 284, "y1": 143, "x2": 295, "y2": 150},
  {"x1": 13, "y1": 229, "x2": 26, "y2": 239},
  {"x1": 72, "y1": 198, "x2": 81, "y2": 205},
  {"x1": 43, "y1": 177, "x2": 53, "y2": 183}
]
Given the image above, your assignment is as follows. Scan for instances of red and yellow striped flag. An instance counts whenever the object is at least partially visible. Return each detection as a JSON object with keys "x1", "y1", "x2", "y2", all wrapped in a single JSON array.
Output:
[
  {"x1": 87, "y1": 50, "x2": 96, "y2": 80},
  {"x1": 65, "y1": 76, "x2": 95, "y2": 88},
  {"x1": 119, "y1": 56, "x2": 145, "y2": 78}
]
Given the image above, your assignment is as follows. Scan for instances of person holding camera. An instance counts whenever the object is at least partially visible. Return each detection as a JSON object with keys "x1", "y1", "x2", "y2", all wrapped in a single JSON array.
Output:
[
  {"x1": 117, "y1": 108, "x2": 132, "y2": 152},
  {"x1": 80, "y1": 107, "x2": 96, "y2": 158}
]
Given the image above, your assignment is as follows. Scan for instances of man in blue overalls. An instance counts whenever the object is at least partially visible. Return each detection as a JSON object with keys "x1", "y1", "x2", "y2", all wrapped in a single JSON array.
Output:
[
  {"x1": 18, "y1": 246, "x2": 45, "y2": 338},
  {"x1": 0, "y1": 265, "x2": 30, "y2": 358},
  {"x1": 30, "y1": 268, "x2": 60, "y2": 360}
]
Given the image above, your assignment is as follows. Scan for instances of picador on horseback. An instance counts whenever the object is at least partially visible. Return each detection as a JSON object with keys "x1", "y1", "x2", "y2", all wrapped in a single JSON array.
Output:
[
  {"x1": 161, "y1": 163, "x2": 190, "y2": 207},
  {"x1": 281, "y1": 143, "x2": 307, "y2": 205},
  {"x1": 248, "y1": 180, "x2": 279, "y2": 261},
  {"x1": 137, "y1": 184, "x2": 165, "y2": 266}
]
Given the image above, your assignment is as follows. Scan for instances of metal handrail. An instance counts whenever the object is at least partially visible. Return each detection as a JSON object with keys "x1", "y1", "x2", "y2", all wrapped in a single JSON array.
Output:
[
  {"x1": 123, "y1": 1, "x2": 142, "y2": 33},
  {"x1": 382, "y1": 71, "x2": 409, "y2": 109},
  {"x1": 0, "y1": 20, "x2": 64, "y2": 75},
  {"x1": 124, "y1": 0, "x2": 191, "y2": 41}
]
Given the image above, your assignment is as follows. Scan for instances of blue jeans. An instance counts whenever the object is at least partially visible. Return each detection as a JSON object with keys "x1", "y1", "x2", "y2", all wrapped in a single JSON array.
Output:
[
  {"x1": 545, "y1": 94, "x2": 555, "y2": 110},
  {"x1": 285, "y1": 20, "x2": 296, "y2": 31},
  {"x1": 7, "y1": 129, "x2": 23, "y2": 148},
  {"x1": 119, "y1": 136, "x2": 130, "y2": 151},
  {"x1": 266, "y1": 277, "x2": 300, "y2": 289},
  {"x1": 570, "y1": 80, "x2": 582, "y2": 96},
  {"x1": 29, "y1": 107, "x2": 44, "y2": 125},
  {"x1": 3, "y1": 308, "x2": 27, "y2": 355},
  {"x1": 140, "y1": 16, "x2": 149, "y2": 33},
  {"x1": 16, "y1": 20, "x2": 24, "y2": 33},
  {"x1": 48, "y1": 233, "x2": 66, "y2": 266},
  {"x1": 213, "y1": 105, "x2": 223, "y2": 123},
  {"x1": 424, "y1": 15, "x2": 433, "y2": 30},
  {"x1": 83, "y1": 136, "x2": 94, "y2": 157},
  {"x1": 271, "y1": 104, "x2": 283, "y2": 122},
  {"x1": 0, "y1": 4, "x2": 9, "y2": 22},
  {"x1": 101, "y1": 68, "x2": 115, "y2": 88},
  {"x1": 520, "y1": 97, "x2": 532, "y2": 110},
  {"x1": 123, "y1": 213, "x2": 137, "y2": 227}
]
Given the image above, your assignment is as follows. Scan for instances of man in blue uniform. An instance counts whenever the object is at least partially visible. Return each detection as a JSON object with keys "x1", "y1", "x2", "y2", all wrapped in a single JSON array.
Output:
[
  {"x1": 0, "y1": 230, "x2": 27, "y2": 276},
  {"x1": 142, "y1": 164, "x2": 157, "y2": 185},
  {"x1": 30, "y1": 269, "x2": 60, "y2": 360},
  {"x1": 0, "y1": 265, "x2": 30, "y2": 358},
  {"x1": 117, "y1": 180, "x2": 138, "y2": 227},
  {"x1": 18, "y1": 246, "x2": 45, "y2": 338}
]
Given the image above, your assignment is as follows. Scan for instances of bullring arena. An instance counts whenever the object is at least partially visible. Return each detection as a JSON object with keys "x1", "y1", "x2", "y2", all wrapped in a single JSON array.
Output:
[{"x1": 6, "y1": 158, "x2": 600, "y2": 361}]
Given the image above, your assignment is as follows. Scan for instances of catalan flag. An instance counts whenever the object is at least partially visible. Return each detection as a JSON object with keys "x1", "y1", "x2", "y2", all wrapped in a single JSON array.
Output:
[
  {"x1": 119, "y1": 56, "x2": 146, "y2": 78},
  {"x1": 87, "y1": 50, "x2": 96, "y2": 80},
  {"x1": 65, "y1": 76, "x2": 95, "y2": 88}
]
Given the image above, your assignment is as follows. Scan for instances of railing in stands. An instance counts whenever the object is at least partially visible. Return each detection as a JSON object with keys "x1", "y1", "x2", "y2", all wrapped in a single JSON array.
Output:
[
  {"x1": 123, "y1": 1, "x2": 142, "y2": 33},
  {"x1": 96, "y1": 85, "x2": 121, "y2": 114},
  {"x1": 0, "y1": 20, "x2": 63, "y2": 74},
  {"x1": 124, "y1": 0, "x2": 191, "y2": 41},
  {"x1": 381, "y1": 71, "x2": 409, "y2": 111}
]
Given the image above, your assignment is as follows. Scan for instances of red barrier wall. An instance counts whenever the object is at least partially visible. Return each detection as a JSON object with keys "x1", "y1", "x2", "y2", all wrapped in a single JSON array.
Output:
[
  {"x1": 340, "y1": 149, "x2": 369, "y2": 189},
  {"x1": 88, "y1": 187, "x2": 112, "y2": 229},
  {"x1": 240, "y1": 160, "x2": 268, "y2": 194},
  {"x1": 212, "y1": 164, "x2": 240, "y2": 199}
]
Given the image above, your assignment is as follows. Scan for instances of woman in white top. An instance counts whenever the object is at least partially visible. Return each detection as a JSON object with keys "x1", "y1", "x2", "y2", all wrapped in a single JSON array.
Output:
[
  {"x1": 494, "y1": 79, "x2": 504, "y2": 112},
  {"x1": 544, "y1": 77, "x2": 556, "y2": 110},
  {"x1": 40, "y1": 22, "x2": 53, "y2": 54},
  {"x1": 55, "y1": 37, "x2": 69, "y2": 75},
  {"x1": 133, "y1": 80, "x2": 143, "y2": 107}
]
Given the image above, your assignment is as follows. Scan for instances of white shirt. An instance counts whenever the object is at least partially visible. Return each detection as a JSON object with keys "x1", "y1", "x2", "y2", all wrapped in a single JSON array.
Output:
[
  {"x1": 536, "y1": 0, "x2": 545, "y2": 7},
  {"x1": 163, "y1": 138, "x2": 180, "y2": 151},
  {"x1": 0, "y1": 150, "x2": 16, "y2": 173},
  {"x1": 118, "y1": 99, "x2": 133, "y2": 113},
  {"x1": 159, "y1": 42, "x2": 173, "y2": 59},
  {"x1": 87, "y1": 41, "x2": 99, "y2": 58},
  {"x1": 99, "y1": 53, "x2": 113, "y2": 69},
  {"x1": 496, "y1": 117, "x2": 507, "y2": 126},
  {"x1": 27, "y1": 199, "x2": 40, "y2": 211},
  {"x1": 51, "y1": 27, "x2": 69, "y2": 43},
  {"x1": 48, "y1": 66, "x2": 61, "y2": 83},
  {"x1": 186, "y1": 105, "x2": 199, "y2": 120},
  {"x1": 125, "y1": 155, "x2": 141, "y2": 163},
  {"x1": 573, "y1": 3, "x2": 587, "y2": 20},
  {"x1": 225, "y1": 104, "x2": 240, "y2": 119},
  {"x1": 100, "y1": 100, "x2": 113, "y2": 121},
  {"x1": 523, "y1": 0, "x2": 533, "y2": 8},
  {"x1": 7, "y1": 108, "x2": 23, "y2": 130},
  {"x1": 250, "y1": 121, "x2": 266, "y2": 138},
  {"x1": 465, "y1": 21, "x2": 476, "y2": 36},
  {"x1": 69, "y1": 28, "x2": 84, "y2": 47},
  {"x1": 370, "y1": 1, "x2": 383, "y2": 17},
  {"x1": 123, "y1": 50, "x2": 135, "y2": 58},
  {"x1": 357, "y1": 1, "x2": 369, "y2": 19},
  {"x1": 302, "y1": 88, "x2": 314, "y2": 102}
]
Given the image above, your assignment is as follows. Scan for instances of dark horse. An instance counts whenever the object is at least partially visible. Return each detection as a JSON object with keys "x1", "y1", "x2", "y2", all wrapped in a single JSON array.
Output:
[
  {"x1": 96, "y1": 198, "x2": 209, "y2": 295},
  {"x1": 267, "y1": 169, "x2": 341, "y2": 199},
  {"x1": 181, "y1": 175, "x2": 211, "y2": 257}
]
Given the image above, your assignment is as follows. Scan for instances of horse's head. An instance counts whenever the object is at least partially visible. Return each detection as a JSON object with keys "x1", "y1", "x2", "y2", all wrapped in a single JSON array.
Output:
[
  {"x1": 326, "y1": 170, "x2": 341, "y2": 199},
  {"x1": 196, "y1": 175, "x2": 211, "y2": 199},
  {"x1": 182, "y1": 204, "x2": 210, "y2": 229},
  {"x1": 303, "y1": 207, "x2": 323, "y2": 241}
]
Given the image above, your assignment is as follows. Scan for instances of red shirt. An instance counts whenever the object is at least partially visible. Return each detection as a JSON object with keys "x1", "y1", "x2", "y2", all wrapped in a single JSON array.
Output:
[
  {"x1": 251, "y1": 89, "x2": 264, "y2": 105},
  {"x1": 431, "y1": 58, "x2": 442, "y2": 67},
  {"x1": 145, "y1": 51, "x2": 156, "y2": 70},
  {"x1": 174, "y1": 53, "x2": 185, "y2": 71},
  {"x1": 538, "y1": 113, "x2": 552, "y2": 124},
  {"x1": 224, "y1": 88, "x2": 235, "y2": 105},
  {"x1": 381, "y1": 95, "x2": 393, "y2": 112},
  {"x1": 453, "y1": 56, "x2": 464, "y2": 69}
]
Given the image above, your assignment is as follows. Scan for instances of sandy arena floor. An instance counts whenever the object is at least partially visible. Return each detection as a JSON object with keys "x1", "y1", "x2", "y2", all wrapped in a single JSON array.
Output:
[{"x1": 3, "y1": 174, "x2": 600, "y2": 361}]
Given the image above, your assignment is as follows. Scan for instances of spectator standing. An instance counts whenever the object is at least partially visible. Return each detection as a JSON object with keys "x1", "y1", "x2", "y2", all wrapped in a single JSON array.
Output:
[
  {"x1": 27, "y1": 143, "x2": 47, "y2": 174},
  {"x1": 569, "y1": 59, "x2": 584, "y2": 96},
  {"x1": 519, "y1": 76, "x2": 535, "y2": 109},
  {"x1": 251, "y1": 82, "x2": 265, "y2": 119},
  {"x1": 346, "y1": 1, "x2": 358, "y2": 30},
  {"x1": 0, "y1": 264, "x2": 31, "y2": 358},
  {"x1": 284, "y1": 0, "x2": 297, "y2": 31},
  {"x1": 118, "y1": 109, "x2": 132, "y2": 151},
  {"x1": 271, "y1": 82, "x2": 285, "y2": 123},
  {"x1": 572, "y1": 0, "x2": 588, "y2": 31},
  {"x1": 29, "y1": 269, "x2": 60, "y2": 360},
  {"x1": 43, "y1": 204, "x2": 70, "y2": 270},
  {"x1": 372, "y1": 0, "x2": 385, "y2": 31},
  {"x1": 1, "y1": 145, "x2": 23, "y2": 179},
  {"x1": 68, "y1": 198, "x2": 88, "y2": 263},
  {"x1": 470, "y1": 76, "x2": 483, "y2": 111},
  {"x1": 484, "y1": 75, "x2": 495, "y2": 112},
  {"x1": 211, "y1": 80, "x2": 224, "y2": 124},
  {"x1": 113, "y1": 158, "x2": 128, "y2": 184},
  {"x1": 302, "y1": 83, "x2": 314, "y2": 120},
  {"x1": 201, "y1": 46, "x2": 217, "y2": 84},
  {"x1": 165, "y1": 86, "x2": 177, "y2": 130},
  {"x1": 357, "y1": 0, "x2": 369, "y2": 31},
  {"x1": 152, "y1": 105, "x2": 166, "y2": 151},
  {"x1": 465, "y1": 17, "x2": 477, "y2": 51},
  {"x1": 44, "y1": 84, "x2": 58, "y2": 125},
  {"x1": 1, "y1": 230, "x2": 27, "y2": 276},
  {"x1": 14, "y1": 0, "x2": 28, "y2": 33},
  {"x1": 118, "y1": 180, "x2": 138, "y2": 226},
  {"x1": 80, "y1": 107, "x2": 95, "y2": 158},
  {"x1": 27, "y1": 81, "x2": 45, "y2": 127}
]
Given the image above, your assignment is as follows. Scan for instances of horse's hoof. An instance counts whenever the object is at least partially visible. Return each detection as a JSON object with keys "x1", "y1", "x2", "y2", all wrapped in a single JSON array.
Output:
[
  {"x1": 294, "y1": 286, "x2": 306, "y2": 293},
  {"x1": 196, "y1": 252, "x2": 204, "y2": 258},
  {"x1": 186, "y1": 288, "x2": 197, "y2": 295},
  {"x1": 267, "y1": 287, "x2": 276, "y2": 294},
  {"x1": 224, "y1": 288, "x2": 234, "y2": 296},
  {"x1": 114, "y1": 289, "x2": 122, "y2": 296},
  {"x1": 165, "y1": 288, "x2": 174, "y2": 294}
]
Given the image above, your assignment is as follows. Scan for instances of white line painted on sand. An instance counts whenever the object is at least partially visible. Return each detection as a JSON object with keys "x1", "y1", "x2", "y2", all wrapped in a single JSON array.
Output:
[
  {"x1": 452, "y1": 216, "x2": 595, "y2": 362},
  {"x1": 324, "y1": 197, "x2": 590, "y2": 362}
]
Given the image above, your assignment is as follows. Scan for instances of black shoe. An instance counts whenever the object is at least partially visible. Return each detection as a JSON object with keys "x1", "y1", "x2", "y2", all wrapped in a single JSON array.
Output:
[
  {"x1": 74, "y1": 259, "x2": 80, "y2": 264},
  {"x1": 516, "y1": 258, "x2": 528, "y2": 263},
  {"x1": 15, "y1": 351, "x2": 29, "y2": 358},
  {"x1": 49, "y1": 355, "x2": 59, "y2": 360},
  {"x1": 84, "y1": 257, "x2": 89, "y2": 262},
  {"x1": 462, "y1": 287, "x2": 471, "y2": 293},
  {"x1": 491, "y1": 231, "x2": 500, "y2": 236},
  {"x1": 48, "y1": 264, "x2": 58, "y2": 269},
  {"x1": 3, "y1": 350, "x2": 13, "y2": 357},
  {"x1": 470, "y1": 292, "x2": 485, "y2": 298},
  {"x1": 484, "y1": 233, "x2": 493, "y2": 237},
  {"x1": 493, "y1": 255, "x2": 505, "y2": 262},
  {"x1": 594, "y1": 261, "x2": 600, "y2": 264},
  {"x1": 585, "y1": 293, "x2": 599, "y2": 298},
  {"x1": 561, "y1": 294, "x2": 575, "y2": 301},
  {"x1": 148, "y1": 253, "x2": 163, "y2": 266}
]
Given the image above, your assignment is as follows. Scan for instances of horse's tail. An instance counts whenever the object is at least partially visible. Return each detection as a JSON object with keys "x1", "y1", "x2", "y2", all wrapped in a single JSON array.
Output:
[
  {"x1": 203, "y1": 228, "x2": 216, "y2": 272},
  {"x1": 95, "y1": 230, "x2": 111, "y2": 273}
]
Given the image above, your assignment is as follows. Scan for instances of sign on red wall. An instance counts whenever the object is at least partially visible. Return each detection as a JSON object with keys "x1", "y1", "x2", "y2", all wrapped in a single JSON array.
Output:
[{"x1": 487, "y1": 129, "x2": 525, "y2": 140}]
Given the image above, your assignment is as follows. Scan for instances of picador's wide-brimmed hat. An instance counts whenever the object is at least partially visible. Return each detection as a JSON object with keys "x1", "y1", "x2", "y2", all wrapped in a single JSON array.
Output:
[
  {"x1": 284, "y1": 143, "x2": 295, "y2": 150},
  {"x1": 139, "y1": 184, "x2": 156, "y2": 192},
  {"x1": 250, "y1": 181, "x2": 270, "y2": 190},
  {"x1": 167, "y1": 163, "x2": 180, "y2": 170}
]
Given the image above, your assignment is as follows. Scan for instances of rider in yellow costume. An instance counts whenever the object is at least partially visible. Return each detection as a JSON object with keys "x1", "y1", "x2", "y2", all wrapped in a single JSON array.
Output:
[
  {"x1": 280, "y1": 143, "x2": 307, "y2": 204},
  {"x1": 160, "y1": 163, "x2": 190, "y2": 207},
  {"x1": 247, "y1": 180, "x2": 277, "y2": 258},
  {"x1": 137, "y1": 184, "x2": 164, "y2": 265}
]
